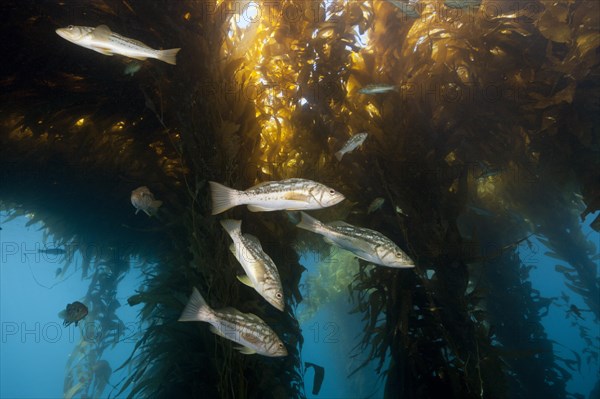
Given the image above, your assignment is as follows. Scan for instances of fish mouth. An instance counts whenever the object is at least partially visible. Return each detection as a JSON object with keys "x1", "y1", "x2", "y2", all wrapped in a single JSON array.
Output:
[
  {"x1": 393, "y1": 260, "x2": 415, "y2": 268},
  {"x1": 323, "y1": 193, "x2": 345, "y2": 207},
  {"x1": 55, "y1": 28, "x2": 75, "y2": 42},
  {"x1": 271, "y1": 301, "x2": 285, "y2": 312}
]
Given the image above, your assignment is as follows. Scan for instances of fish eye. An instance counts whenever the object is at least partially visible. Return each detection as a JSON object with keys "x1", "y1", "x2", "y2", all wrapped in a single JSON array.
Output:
[
  {"x1": 276, "y1": 292, "x2": 283, "y2": 299},
  {"x1": 278, "y1": 343, "x2": 284, "y2": 348},
  {"x1": 67, "y1": 25, "x2": 74, "y2": 30},
  {"x1": 329, "y1": 189, "x2": 335, "y2": 195}
]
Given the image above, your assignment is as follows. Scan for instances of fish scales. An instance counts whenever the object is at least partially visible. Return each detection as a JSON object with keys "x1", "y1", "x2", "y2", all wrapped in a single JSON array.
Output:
[
  {"x1": 179, "y1": 288, "x2": 287, "y2": 356},
  {"x1": 108, "y1": 33, "x2": 154, "y2": 51},
  {"x1": 221, "y1": 219, "x2": 284, "y2": 310},
  {"x1": 295, "y1": 212, "x2": 414, "y2": 268},
  {"x1": 209, "y1": 310, "x2": 281, "y2": 353},
  {"x1": 209, "y1": 178, "x2": 344, "y2": 214},
  {"x1": 241, "y1": 235, "x2": 279, "y2": 281},
  {"x1": 332, "y1": 225, "x2": 391, "y2": 244}
]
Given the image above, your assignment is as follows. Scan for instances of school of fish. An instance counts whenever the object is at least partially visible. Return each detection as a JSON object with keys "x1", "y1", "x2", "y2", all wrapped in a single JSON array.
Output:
[{"x1": 53, "y1": 21, "x2": 416, "y2": 359}]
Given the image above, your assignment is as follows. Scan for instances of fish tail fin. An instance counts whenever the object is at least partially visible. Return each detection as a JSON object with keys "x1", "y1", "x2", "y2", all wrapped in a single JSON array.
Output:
[
  {"x1": 156, "y1": 48, "x2": 181, "y2": 65},
  {"x1": 178, "y1": 287, "x2": 212, "y2": 322},
  {"x1": 334, "y1": 151, "x2": 344, "y2": 161},
  {"x1": 296, "y1": 212, "x2": 324, "y2": 233},
  {"x1": 209, "y1": 181, "x2": 240, "y2": 215},
  {"x1": 220, "y1": 219, "x2": 242, "y2": 240}
]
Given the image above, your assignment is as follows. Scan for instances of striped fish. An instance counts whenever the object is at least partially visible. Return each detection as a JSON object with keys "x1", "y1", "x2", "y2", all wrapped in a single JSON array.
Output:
[
  {"x1": 221, "y1": 219, "x2": 285, "y2": 311},
  {"x1": 209, "y1": 178, "x2": 345, "y2": 215},
  {"x1": 296, "y1": 212, "x2": 414, "y2": 268},
  {"x1": 178, "y1": 288, "x2": 288, "y2": 357},
  {"x1": 335, "y1": 132, "x2": 368, "y2": 161},
  {"x1": 56, "y1": 25, "x2": 180, "y2": 65}
]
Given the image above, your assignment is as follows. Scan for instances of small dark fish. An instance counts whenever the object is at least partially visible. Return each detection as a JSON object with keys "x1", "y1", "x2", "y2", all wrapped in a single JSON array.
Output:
[
  {"x1": 127, "y1": 293, "x2": 144, "y2": 306},
  {"x1": 305, "y1": 362, "x2": 325, "y2": 395},
  {"x1": 124, "y1": 61, "x2": 143, "y2": 76},
  {"x1": 58, "y1": 301, "x2": 88, "y2": 327},
  {"x1": 569, "y1": 305, "x2": 584, "y2": 320},
  {"x1": 367, "y1": 197, "x2": 385, "y2": 214},
  {"x1": 39, "y1": 248, "x2": 66, "y2": 255}
]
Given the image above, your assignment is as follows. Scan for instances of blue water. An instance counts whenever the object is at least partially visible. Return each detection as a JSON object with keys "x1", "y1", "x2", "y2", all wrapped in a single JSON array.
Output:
[
  {"x1": 1, "y1": 211, "x2": 598, "y2": 398},
  {"x1": 297, "y1": 252, "x2": 387, "y2": 399},
  {"x1": 0, "y1": 214, "x2": 140, "y2": 399}
]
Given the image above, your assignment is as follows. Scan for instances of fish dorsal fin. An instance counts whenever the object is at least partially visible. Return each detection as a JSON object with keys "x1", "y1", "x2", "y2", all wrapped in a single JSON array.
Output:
[
  {"x1": 243, "y1": 234, "x2": 262, "y2": 249},
  {"x1": 92, "y1": 25, "x2": 112, "y2": 39},
  {"x1": 328, "y1": 220, "x2": 353, "y2": 228},
  {"x1": 221, "y1": 307, "x2": 246, "y2": 317},
  {"x1": 245, "y1": 312, "x2": 264, "y2": 323},
  {"x1": 247, "y1": 181, "x2": 271, "y2": 190},
  {"x1": 235, "y1": 346, "x2": 256, "y2": 355},
  {"x1": 236, "y1": 275, "x2": 254, "y2": 288}
]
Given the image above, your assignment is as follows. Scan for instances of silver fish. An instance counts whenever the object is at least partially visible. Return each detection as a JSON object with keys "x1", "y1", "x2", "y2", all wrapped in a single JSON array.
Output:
[
  {"x1": 445, "y1": 0, "x2": 482, "y2": 10},
  {"x1": 131, "y1": 186, "x2": 162, "y2": 216},
  {"x1": 56, "y1": 25, "x2": 181, "y2": 65},
  {"x1": 209, "y1": 178, "x2": 345, "y2": 215},
  {"x1": 367, "y1": 197, "x2": 385, "y2": 214},
  {"x1": 296, "y1": 212, "x2": 414, "y2": 268},
  {"x1": 178, "y1": 287, "x2": 288, "y2": 357},
  {"x1": 221, "y1": 220, "x2": 285, "y2": 311},
  {"x1": 387, "y1": 0, "x2": 421, "y2": 18},
  {"x1": 335, "y1": 132, "x2": 368, "y2": 161},
  {"x1": 358, "y1": 84, "x2": 398, "y2": 95}
]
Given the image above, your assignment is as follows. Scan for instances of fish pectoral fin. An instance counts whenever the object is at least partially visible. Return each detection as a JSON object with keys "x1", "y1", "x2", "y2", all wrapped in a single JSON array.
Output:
[
  {"x1": 236, "y1": 275, "x2": 254, "y2": 288},
  {"x1": 235, "y1": 346, "x2": 256, "y2": 355},
  {"x1": 245, "y1": 313, "x2": 264, "y2": 323},
  {"x1": 283, "y1": 192, "x2": 310, "y2": 202},
  {"x1": 228, "y1": 243, "x2": 237, "y2": 255},
  {"x1": 247, "y1": 205, "x2": 275, "y2": 212},
  {"x1": 128, "y1": 56, "x2": 148, "y2": 61},
  {"x1": 91, "y1": 46, "x2": 114, "y2": 56},
  {"x1": 323, "y1": 237, "x2": 335, "y2": 245}
]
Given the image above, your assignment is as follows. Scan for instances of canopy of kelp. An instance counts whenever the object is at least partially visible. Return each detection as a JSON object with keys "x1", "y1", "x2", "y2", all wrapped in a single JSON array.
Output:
[{"x1": 1, "y1": 0, "x2": 598, "y2": 398}]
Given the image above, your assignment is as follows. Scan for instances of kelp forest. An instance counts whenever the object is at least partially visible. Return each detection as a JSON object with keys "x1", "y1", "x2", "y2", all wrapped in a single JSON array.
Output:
[{"x1": 0, "y1": 0, "x2": 598, "y2": 398}]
